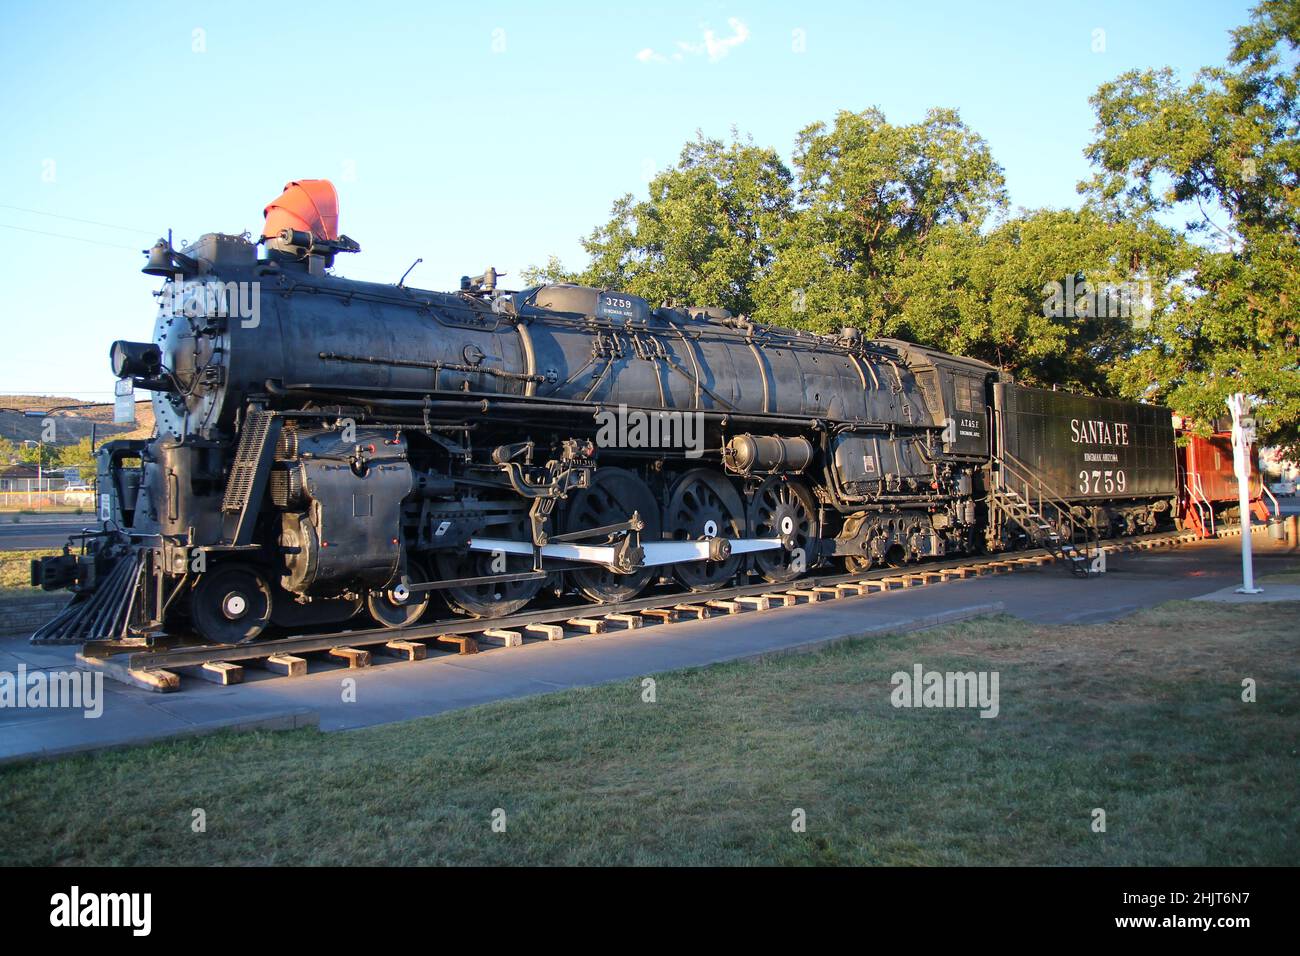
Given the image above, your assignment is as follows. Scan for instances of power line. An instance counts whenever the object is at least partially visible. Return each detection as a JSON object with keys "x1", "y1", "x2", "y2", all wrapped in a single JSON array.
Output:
[
  {"x1": 0, "y1": 202, "x2": 157, "y2": 236},
  {"x1": 0, "y1": 221, "x2": 141, "y2": 251}
]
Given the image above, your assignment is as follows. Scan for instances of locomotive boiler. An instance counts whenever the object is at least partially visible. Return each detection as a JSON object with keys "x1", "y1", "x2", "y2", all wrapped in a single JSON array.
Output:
[{"x1": 31, "y1": 180, "x2": 1180, "y2": 646}]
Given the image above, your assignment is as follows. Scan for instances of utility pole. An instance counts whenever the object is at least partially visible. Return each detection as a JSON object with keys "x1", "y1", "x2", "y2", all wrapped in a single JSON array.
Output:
[{"x1": 1225, "y1": 393, "x2": 1262, "y2": 594}]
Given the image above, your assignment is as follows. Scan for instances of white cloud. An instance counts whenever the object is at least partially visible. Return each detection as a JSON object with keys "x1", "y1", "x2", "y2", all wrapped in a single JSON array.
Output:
[{"x1": 636, "y1": 17, "x2": 749, "y2": 64}]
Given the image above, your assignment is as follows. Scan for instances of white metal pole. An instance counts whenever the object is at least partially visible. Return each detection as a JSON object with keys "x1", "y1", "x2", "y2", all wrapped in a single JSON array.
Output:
[{"x1": 1226, "y1": 393, "x2": 1262, "y2": 594}]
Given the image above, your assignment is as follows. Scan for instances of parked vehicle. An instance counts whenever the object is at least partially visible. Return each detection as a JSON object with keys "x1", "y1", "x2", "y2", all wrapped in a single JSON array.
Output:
[{"x1": 62, "y1": 483, "x2": 95, "y2": 506}]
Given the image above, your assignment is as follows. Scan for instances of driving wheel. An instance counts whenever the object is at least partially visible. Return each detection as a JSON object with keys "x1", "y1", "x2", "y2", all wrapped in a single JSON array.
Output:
[
  {"x1": 664, "y1": 468, "x2": 745, "y2": 591},
  {"x1": 747, "y1": 477, "x2": 819, "y2": 583},
  {"x1": 368, "y1": 557, "x2": 432, "y2": 628},
  {"x1": 192, "y1": 564, "x2": 274, "y2": 644},
  {"x1": 437, "y1": 517, "x2": 544, "y2": 618},
  {"x1": 563, "y1": 467, "x2": 660, "y2": 603}
]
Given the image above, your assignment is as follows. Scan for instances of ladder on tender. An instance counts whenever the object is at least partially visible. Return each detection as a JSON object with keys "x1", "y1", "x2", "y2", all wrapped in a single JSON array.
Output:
[{"x1": 989, "y1": 453, "x2": 1097, "y2": 578}]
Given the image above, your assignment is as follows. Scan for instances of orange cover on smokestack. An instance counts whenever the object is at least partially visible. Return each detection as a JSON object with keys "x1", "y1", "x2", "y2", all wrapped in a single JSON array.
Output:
[{"x1": 262, "y1": 180, "x2": 340, "y2": 241}]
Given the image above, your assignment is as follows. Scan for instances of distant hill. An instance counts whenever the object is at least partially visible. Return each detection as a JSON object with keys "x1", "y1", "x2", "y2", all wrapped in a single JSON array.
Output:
[{"x1": 0, "y1": 395, "x2": 155, "y2": 446}]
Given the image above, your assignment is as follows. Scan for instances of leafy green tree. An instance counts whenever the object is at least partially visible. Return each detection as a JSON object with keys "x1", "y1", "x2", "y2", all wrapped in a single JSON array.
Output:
[
  {"x1": 891, "y1": 208, "x2": 1193, "y2": 392},
  {"x1": 17, "y1": 441, "x2": 62, "y2": 470},
  {"x1": 566, "y1": 132, "x2": 794, "y2": 315},
  {"x1": 59, "y1": 437, "x2": 97, "y2": 472},
  {"x1": 1082, "y1": 0, "x2": 1300, "y2": 450},
  {"x1": 518, "y1": 255, "x2": 577, "y2": 288},
  {"x1": 753, "y1": 107, "x2": 1007, "y2": 333}
]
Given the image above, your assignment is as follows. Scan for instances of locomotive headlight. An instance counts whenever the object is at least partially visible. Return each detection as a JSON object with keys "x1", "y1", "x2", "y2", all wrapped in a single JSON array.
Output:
[{"x1": 110, "y1": 340, "x2": 163, "y2": 379}]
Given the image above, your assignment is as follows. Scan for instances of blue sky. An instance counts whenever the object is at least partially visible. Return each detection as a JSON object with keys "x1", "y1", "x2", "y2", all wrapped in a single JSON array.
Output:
[{"x1": 0, "y1": 0, "x2": 1256, "y2": 400}]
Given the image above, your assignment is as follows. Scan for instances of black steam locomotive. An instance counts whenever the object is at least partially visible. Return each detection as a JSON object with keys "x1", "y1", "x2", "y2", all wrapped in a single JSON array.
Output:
[{"x1": 32, "y1": 181, "x2": 1178, "y2": 645}]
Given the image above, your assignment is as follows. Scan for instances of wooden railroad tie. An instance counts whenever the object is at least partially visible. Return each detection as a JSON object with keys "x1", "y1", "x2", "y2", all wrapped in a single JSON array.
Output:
[
  {"x1": 601, "y1": 613, "x2": 640, "y2": 630},
  {"x1": 379, "y1": 639, "x2": 427, "y2": 662},
  {"x1": 567, "y1": 617, "x2": 608, "y2": 634},
  {"x1": 762, "y1": 592, "x2": 799, "y2": 607},
  {"x1": 640, "y1": 607, "x2": 677, "y2": 623},
  {"x1": 674, "y1": 603, "x2": 712, "y2": 620},
  {"x1": 328, "y1": 646, "x2": 371, "y2": 668},
  {"x1": 436, "y1": 634, "x2": 479, "y2": 654},
  {"x1": 734, "y1": 595, "x2": 772, "y2": 611},
  {"x1": 525, "y1": 623, "x2": 567, "y2": 641},
  {"x1": 705, "y1": 599, "x2": 743, "y2": 614},
  {"x1": 178, "y1": 661, "x2": 244, "y2": 686},
  {"x1": 479, "y1": 628, "x2": 523, "y2": 648},
  {"x1": 126, "y1": 668, "x2": 180, "y2": 693},
  {"x1": 784, "y1": 588, "x2": 825, "y2": 602},
  {"x1": 254, "y1": 653, "x2": 308, "y2": 677}
]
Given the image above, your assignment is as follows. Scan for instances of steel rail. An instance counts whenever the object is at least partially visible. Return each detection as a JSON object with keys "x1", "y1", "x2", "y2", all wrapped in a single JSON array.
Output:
[{"x1": 79, "y1": 527, "x2": 1213, "y2": 676}]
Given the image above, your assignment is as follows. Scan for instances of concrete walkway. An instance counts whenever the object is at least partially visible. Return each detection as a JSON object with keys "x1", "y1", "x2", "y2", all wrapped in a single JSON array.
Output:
[
  {"x1": 1193, "y1": 583, "x2": 1300, "y2": 602},
  {"x1": 2, "y1": 531, "x2": 1296, "y2": 765}
]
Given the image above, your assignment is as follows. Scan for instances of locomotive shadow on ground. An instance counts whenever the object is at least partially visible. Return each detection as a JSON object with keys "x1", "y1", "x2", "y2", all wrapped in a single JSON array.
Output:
[{"x1": 1, "y1": 532, "x2": 1296, "y2": 764}]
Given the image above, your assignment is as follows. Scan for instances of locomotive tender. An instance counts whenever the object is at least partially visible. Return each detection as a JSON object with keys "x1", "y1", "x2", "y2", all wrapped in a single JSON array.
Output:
[{"x1": 32, "y1": 181, "x2": 1179, "y2": 645}]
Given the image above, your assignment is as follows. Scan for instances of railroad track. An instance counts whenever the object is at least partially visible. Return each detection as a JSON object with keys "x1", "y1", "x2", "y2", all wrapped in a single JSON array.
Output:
[{"x1": 75, "y1": 527, "x2": 1224, "y2": 692}]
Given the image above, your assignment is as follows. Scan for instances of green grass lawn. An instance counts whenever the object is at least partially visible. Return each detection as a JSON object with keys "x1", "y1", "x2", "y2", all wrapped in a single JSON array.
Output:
[
  {"x1": 0, "y1": 548, "x2": 59, "y2": 595},
  {"x1": 1, "y1": 600, "x2": 1296, "y2": 866}
]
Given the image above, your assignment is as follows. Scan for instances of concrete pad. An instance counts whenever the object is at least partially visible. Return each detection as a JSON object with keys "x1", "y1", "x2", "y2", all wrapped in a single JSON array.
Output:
[{"x1": 1192, "y1": 584, "x2": 1300, "y2": 603}]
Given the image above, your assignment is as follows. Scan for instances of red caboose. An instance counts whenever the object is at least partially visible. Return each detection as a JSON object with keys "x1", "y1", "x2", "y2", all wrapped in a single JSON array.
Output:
[{"x1": 1176, "y1": 428, "x2": 1273, "y2": 536}]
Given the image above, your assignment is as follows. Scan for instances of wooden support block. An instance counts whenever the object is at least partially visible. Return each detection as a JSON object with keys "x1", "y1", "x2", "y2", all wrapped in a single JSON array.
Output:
[
  {"x1": 938, "y1": 569, "x2": 968, "y2": 581},
  {"x1": 329, "y1": 646, "x2": 371, "y2": 668},
  {"x1": 568, "y1": 617, "x2": 608, "y2": 633},
  {"x1": 257, "y1": 653, "x2": 307, "y2": 677},
  {"x1": 181, "y1": 661, "x2": 244, "y2": 686},
  {"x1": 526, "y1": 623, "x2": 566, "y2": 641},
  {"x1": 735, "y1": 595, "x2": 772, "y2": 611},
  {"x1": 382, "y1": 639, "x2": 427, "y2": 662},
  {"x1": 674, "y1": 604, "x2": 712, "y2": 620},
  {"x1": 640, "y1": 608, "x2": 677, "y2": 623},
  {"x1": 479, "y1": 628, "x2": 523, "y2": 648},
  {"x1": 858, "y1": 579, "x2": 892, "y2": 592},
  {"x1": 835, "y1": 582, "x2": 865, "y2": 597},
  {"x1": 762, "y1": 593, "x2": 798, "y2": 607},
  {"x1": 436, "y1": 634, "x2": 478, "y2": 655},
  {"x1": 785, "y1": 588, "x2": 825, "y2": 602},
  {"x1": 705, "y1": 599, "x2": 742, "y2": 614},
  {"x1": 881, "y1": 576, "x2": 910, "y2": 588},
  {"x1": 600, "y1": 614, "x2": 638, "y2": 630},
  {"x1": 127, "y1": 668, "x2": 180, "y2": 692},
  {"x1": 812, "y1": 585, "x2": 842, "y2": 598}
]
